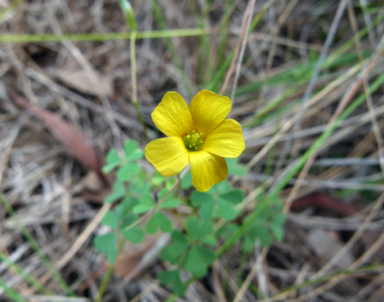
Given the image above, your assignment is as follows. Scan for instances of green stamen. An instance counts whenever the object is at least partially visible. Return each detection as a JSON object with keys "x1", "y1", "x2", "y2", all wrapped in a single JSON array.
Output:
[{"x1": 183, "y1": 130, "x2": 203, "y2": 151}]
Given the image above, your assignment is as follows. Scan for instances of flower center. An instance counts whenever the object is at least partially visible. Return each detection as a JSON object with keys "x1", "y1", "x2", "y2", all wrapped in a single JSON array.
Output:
[{"x1": 183, "y1": 130, "x2": 204, "y2": 151}]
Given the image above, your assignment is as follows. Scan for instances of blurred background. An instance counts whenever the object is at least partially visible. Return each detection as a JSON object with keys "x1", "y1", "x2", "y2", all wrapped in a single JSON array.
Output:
[{"x1": 1, "y1": 0, "x2": 384, "y2": 301}]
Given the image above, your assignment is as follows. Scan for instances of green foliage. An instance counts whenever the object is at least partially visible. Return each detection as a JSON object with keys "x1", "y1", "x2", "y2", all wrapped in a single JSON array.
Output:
[
  {"x1": 226, "y1": 158, "x2": 247, "y2": 176},
  {"x1": 157, "y1": 269, "x2": 185, "y2": 295},
  {"x1": 191, "y1": 181, "x2": 244, "y2": 221},
  {"x1": 97, "y1": 138, "x2": 286, "y2": 298},
  {"x1": 93, "y1": 233, "x2": 117, "y2": 264},
  {"x1": 121, "y1": 227, "x2": 145, "y2": 244},
  {"x1": 241, "y1": 194, "x2": 285, "y2": 253},
  {"x1": 102, "y1": 149, "x2": 122, "y2": 173},
  {"x1": 145, "y1": 211, "x2": 173, "y2": 234}
]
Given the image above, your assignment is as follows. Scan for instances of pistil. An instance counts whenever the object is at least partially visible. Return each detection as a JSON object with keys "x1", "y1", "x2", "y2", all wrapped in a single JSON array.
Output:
[{"x1": 183, "y1": 130, "x2": 204, "y2": 151}]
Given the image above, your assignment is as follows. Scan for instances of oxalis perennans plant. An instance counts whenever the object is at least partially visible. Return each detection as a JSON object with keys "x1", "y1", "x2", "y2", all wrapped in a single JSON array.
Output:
[{"x1": 93, "y1": 90, "x2": 286, "y2": 299}]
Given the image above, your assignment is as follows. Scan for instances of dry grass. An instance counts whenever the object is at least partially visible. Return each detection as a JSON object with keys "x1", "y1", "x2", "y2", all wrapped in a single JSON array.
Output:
[{"x1": 1, "y1": 0, "x2": 384, "y2": 301}]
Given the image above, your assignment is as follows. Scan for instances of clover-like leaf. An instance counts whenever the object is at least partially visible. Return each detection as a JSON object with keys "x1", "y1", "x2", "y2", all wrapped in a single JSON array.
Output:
[
  {"x1": 160, "y1": 230, "x2": 189, "y2": 264},
  {"x1": 145, "y1": 211, "x2": 173, "y2": 234},
  {"x1": 157, "y1": 269, "x2": 185, "y2": 295},
  {"x1": 104, "y1": 180, "x2": 126, "y2": 204},
  {"x1": 101, "y1": 211, "x2": 118, "y2": 229},
  {"x1": 117, "y1": 162, "x2": 140, "y2": 181},
  {"x1": 132, "y1": 193, "x2": 155, "y2": 214},
  {"x1": 124, "y1": 140, "x2": 144, "y2": 161},
  {"x1": 102, "y1": 149, "x2": 122, "y2": 173},
  {"x1": 220, "y1": 189, "x2": 245, "y2": 205},
  {"x1": 182, "y1": 245, "x2": 215, "y2": 278},
  {"x1": 226, "y1": 157, "x2": 247, "y2": 176},
  {"x1": 121, "y1": 227, "x2": 145, "y2": 244},
  {"x1": 191, "y1": 191, "x2": 214, "y2": 207},
  {"x1": 199, "y1": 199, "x2": 214, "y2": 220},
  {"x1": 185, "y1": 216, "x2": 213, "y2": 240},
  {"x1": 218, "y1": 198, "x2": 237, "y2": 221},
  {"x1": 93, "y1": 233, "x2": 117, "y2": 264}
]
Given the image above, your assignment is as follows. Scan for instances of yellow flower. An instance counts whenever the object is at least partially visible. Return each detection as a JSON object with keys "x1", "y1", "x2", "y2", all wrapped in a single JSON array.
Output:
[{"x1": 145, "y1": 90, "x2": 245, "y2": 192}]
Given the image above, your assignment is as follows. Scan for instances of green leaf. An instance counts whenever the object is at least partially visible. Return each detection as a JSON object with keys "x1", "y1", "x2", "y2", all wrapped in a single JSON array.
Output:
[
  {"x1": 270, "y1": 213, "x2": 285, "y2": 241},
  {"x1": 120, "y1": 213, "x2": 139, "y2": 229},
  {"x1": 124, "y1": 140, "x2": 144, "y2": 161},
  {"x1": 218, "y1": 198, "x2": 237, "y2": 221},
  {"x1": 157, "y1": 211, "x2": 173, "y2": 232},
  {"x1": 132, "y1": 193, "x2": 155, "y2": 214},
  {"x1": 121, "y1": 227, "x2": 145, "y2": 244},
  {"x1": 185, "y1": 216, "x2": 214, "y2": 240},
  {"x1": 199, "y1": 199, "x2": 214, "y2": 220},
  {"x1": 157, "y1": 269, "x2": 185, "y2": 295},
  {"x1": 102, "y1": 149, "x2": 122, "y2": 173},
  {"x1": 201, "y1": 233, "x2": 217, "y2": 246},
  {"x1": 117, "y1": 162, "x2": 140, "y2": 181},
  {"x1": 272, "y1": 212, "x2": 286, "y2": 226},
  {"x1": 130, "y1": 176, "x2": 151, "y2": 195},
  {"x1": 181, "y1": 171, "x2": 193, "y2": 189},
  {"x1": 191, "y1": 191, "x2": 214, "y2": 207},
  {"x1": 220, "y1": 189, "x2": 245, "y2": 205},
  {"x1": 226, "y1": 158, "x2": 247, "y2": 176},
  {"x1": 152, "y1": 171, "x2": 165, "y2": 185},
  {"x1": 250, "y1": 224, "x2": 271, "y2": 247},
  {"x1": 159, "y1": 198, "x2": 180, "y2": 209},
  {"x1": 145, "y1": 214, "x2": 158, "y2": 234},
  {"x1": 101, "y1": 211, "x2": 118, "y2": 229},
  {"x1": 115, "y1": 196, "x2": 139, "y2": 220},
  {"x1": 145, "y1": 212, "x2": 173, "y2": 234},
  {"x1": 104, "y1": 180, "x2": 126, "y2": 204},
  {"x1": 215, "y1": 180, "x2": 232, "y2": 195},
  {"x1": 242, "y1": 234, "x2": 254, "y2": 253},
  {"x1": 160, "y1": 230, "x2": 189, "y2": 264},
  {"x1": 195, "y1": 245, "x2": 215, "y2": 265},
  {"x1": 182, "y1": 246, "x2": 207, "y2": 277},
  {"x1": 157, "y1": 189, "x2": 181, "y2": 209},
  {"x1": 182, "y1": 245, "x2": 215, "y2": 278},
  {"x1": 93, "y1": 233, "x2": 117, "y2": 264},
  {"x1": 270, "y1": 223, "x2": 284, "y2": 241}
]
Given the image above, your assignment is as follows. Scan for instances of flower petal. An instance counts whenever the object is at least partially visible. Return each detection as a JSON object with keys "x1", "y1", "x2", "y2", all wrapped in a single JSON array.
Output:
[
  {"x1": 190, "y1": 150, "x2": 228, "y2": 192},
  {"x1": 189, "y1": 90, "x2": 232, "y2": 136},
  {"x1": 202, "y1": 119, "x2": 245, "y2": 158},
  {"x1": 152, "y1": 92, "x2": 193, "y2": 137},
  {"x1": 145, "y1": 137, "x2": 189, "y2": 177}
]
